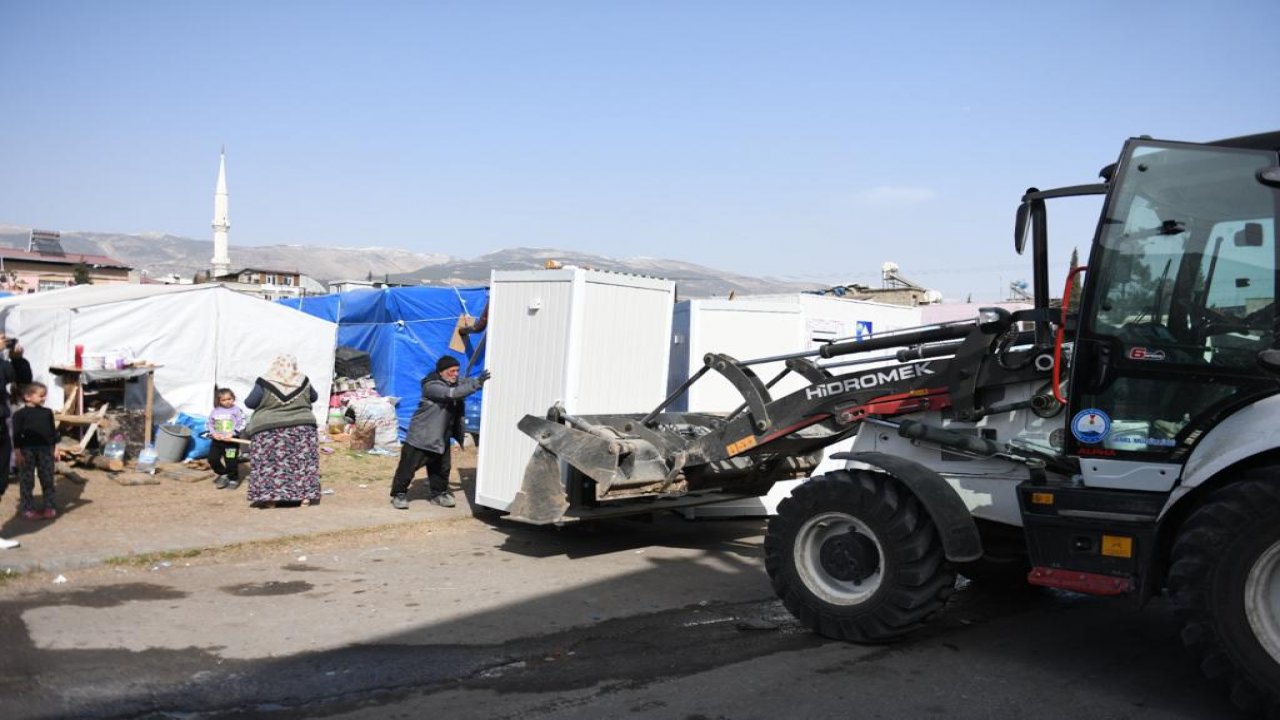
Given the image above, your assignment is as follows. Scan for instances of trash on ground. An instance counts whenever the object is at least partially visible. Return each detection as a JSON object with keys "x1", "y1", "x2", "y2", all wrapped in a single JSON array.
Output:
[{"x1": 53, "y1": 574, "x2": 68, "y2": 584}]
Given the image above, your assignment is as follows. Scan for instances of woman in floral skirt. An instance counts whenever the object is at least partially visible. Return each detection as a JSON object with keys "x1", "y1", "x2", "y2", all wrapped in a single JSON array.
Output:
[{"x1": 244, "y1": 354, "x2": 321, "y2": 507}]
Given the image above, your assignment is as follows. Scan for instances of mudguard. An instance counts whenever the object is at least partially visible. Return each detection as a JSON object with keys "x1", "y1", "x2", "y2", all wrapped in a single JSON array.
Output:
[
  {"x1": 828, "y1": 450, "x2": 984, "y2": 562},
  {"x1": 1177, "y1": 393, "x2": 1280, "y2": 494}
]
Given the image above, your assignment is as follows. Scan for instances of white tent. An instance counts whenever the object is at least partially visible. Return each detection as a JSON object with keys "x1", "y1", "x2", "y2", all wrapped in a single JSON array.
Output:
[{"x1": 0, "y1": 284, "x2": 336, "y2": 422}]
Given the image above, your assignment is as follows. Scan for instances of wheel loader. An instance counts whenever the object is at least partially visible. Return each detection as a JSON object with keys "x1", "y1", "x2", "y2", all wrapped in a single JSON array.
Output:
[{"x1": 506, "y1": 131, "x2": 1280, "y2": 714}]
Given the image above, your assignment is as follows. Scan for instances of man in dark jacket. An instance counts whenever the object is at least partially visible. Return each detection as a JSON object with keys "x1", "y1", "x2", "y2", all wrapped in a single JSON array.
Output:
[
  {"x1": 390, "y1": 355, "x2": 489, "y2": 509},
  {"x1": 0, "y1": 336, "x2": 16, "y2": 495},
  {"x1": 0, "y1": 334, "x2": 15, "y2": 548}
]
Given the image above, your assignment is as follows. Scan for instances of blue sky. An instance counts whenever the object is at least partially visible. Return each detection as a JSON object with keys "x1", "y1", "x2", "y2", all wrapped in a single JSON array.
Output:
[{"x1": 1, "y1": 1, "x2": 1277, "y2": 299}]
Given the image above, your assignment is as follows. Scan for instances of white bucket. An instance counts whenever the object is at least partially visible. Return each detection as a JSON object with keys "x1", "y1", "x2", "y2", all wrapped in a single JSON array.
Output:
[{"x1": 82, "y1": 353, "x2": 106, "y2": 370}]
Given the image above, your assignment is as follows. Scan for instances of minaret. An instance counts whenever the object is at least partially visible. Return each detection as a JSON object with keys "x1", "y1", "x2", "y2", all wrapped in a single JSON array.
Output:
[{"x1": 210, "y1": 148, "x2": 231, "y2": 278}]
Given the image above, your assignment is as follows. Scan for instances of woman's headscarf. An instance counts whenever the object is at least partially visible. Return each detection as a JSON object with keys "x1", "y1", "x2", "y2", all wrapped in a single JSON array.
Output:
[{"x1": 264, "y1": 354, "x2": 303, "y2": 391}]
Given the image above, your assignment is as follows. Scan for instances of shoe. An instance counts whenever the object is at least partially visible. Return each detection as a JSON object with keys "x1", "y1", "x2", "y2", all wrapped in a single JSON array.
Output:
[
  {"x1": 214, "y1": 475, "x2": 229, "y2": 489},
  {"x1": 225, "y1": 480, "x2": 240, "y2": 490},
  {"x1": 428, "y1": 491, "x2": 456, "y2": 508},
  {"x1": 21, "y1": 509, "x2": 40, "y2": 520},
  {"x1": 42, "y1": 507, "x2": 57, "y2": 520},
  {"x1": 391, "y1": 493, "x2": 409, "y2": 510},
  {"x1": 0, "y1": 537, "x2": 18, "y2": 549}
]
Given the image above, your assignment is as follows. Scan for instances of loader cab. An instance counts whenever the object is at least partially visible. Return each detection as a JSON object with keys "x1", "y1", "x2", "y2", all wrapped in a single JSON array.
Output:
[{"x1": 1066, "y1": 136, "x2": 1280, "y2": 472}]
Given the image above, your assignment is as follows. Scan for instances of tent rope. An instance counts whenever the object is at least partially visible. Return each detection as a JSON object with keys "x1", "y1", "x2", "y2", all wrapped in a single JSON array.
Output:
[
  {"x1": 333, "y1": 316, "x2": 468, "y2": 327},
  {"x1": 451, "y1": 287, "x2": 471, "y2": 317}
]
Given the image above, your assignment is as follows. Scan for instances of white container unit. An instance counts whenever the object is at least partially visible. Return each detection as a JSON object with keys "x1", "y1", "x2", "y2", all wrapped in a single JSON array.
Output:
[
  {"x1": 475, "y1": 268, "x2": 676, "y2": 512},
  {"x1": 676, "y1": 294, "x2": 923, "y2": 518},
  {"x1": 747, "y1": 293, "x2": 924, "y2": 350},
  {"x1": 668, "y1": 299, "x2": 807, "y2": 413}
]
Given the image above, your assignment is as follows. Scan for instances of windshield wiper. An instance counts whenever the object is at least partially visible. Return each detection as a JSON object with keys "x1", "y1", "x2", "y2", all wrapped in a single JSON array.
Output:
[{"x1": 1151, "y1": 258, "x2": 1173, "y2": 325}]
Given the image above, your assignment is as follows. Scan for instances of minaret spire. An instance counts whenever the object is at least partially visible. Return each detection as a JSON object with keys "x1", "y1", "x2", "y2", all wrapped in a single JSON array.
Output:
[{"x1": 210, "y1": 148, "x2": 231, "y2": 278}]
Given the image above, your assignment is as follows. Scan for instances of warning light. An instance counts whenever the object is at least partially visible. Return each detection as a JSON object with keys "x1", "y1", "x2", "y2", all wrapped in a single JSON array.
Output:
[
  {"x1": 1101, "y1": 535, "x2": 1134, "y2": 558},
  {"x1": 1031, "y1": 492, "x2": 1054, "y2": 505}
]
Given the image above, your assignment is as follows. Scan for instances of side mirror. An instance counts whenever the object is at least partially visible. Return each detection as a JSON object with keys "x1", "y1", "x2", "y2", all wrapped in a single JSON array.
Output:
[
  {"x1": 978, "y1": 306, "x2": 1013, "y2": 334},
  {"x1": 1235, "y1": 222, "x2": 1264, "y2": 247},
  {"x1": 1258, "y1": 349, "x2": 1280, "y2": 374},
  {"x1": 1014, "y1": 200, "x2": 1031, "y2": 255},
  {"x1": 1258, "y1": 166, "x2": 1280, "y2": 188}
]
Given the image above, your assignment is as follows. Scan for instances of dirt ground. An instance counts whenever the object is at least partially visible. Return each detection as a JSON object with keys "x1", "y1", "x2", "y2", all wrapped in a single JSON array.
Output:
[{"x1": 0, "y1": 440, "x2": 483, "y2": 576}]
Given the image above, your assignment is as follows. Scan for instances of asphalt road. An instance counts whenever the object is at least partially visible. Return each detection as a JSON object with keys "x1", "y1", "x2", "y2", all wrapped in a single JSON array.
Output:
[{"x1": 0, "y1": 514, "x2": 1249, "y2": 720}]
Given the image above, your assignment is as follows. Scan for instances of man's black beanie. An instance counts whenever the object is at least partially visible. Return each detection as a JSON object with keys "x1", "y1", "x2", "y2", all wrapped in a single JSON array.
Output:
[{"x1": 436, "y1": 355, "x2": 461, "y2": 372}]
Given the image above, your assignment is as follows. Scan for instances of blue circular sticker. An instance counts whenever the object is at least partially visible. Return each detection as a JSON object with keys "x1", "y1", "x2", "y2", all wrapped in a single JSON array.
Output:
[{"x1": 1071, "y1": 408, "x2": 1111, "y2": 444}]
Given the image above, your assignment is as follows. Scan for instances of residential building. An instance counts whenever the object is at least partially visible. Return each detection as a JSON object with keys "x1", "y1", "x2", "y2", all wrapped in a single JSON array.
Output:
[
  {"x1": 0, "y1": 248, "x2": 132, "y2": 294},
  {"x1": 813, "y1": 262, "x2": 943, "y2": 307},
  {"x1": 213, "y1": 267, "x2": 322, "y2": 301}
]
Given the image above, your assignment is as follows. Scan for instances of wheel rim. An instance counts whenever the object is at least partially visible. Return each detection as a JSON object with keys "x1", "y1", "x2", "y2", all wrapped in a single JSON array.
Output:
[
  {"x1": 1245, "y1": 538, "x2": 1280, "y2": 665},
  {"x1": 793, "y1": 511, "x2": 884, "y2": 606}
]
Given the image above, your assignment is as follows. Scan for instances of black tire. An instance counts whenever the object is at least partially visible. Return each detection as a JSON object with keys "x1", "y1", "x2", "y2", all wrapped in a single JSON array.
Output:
[
  {"x1": 764, "y1": 469, "x2": 955, "y2": 642},
  {"x1": 1167, "y1": 479, "x2": 1280, "y2": 715}
]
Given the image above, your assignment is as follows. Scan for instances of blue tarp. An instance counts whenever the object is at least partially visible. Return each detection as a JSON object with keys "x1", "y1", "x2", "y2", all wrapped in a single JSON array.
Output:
[{"x1": 279, "y1": 287, "x2": 488, "y2": 440}]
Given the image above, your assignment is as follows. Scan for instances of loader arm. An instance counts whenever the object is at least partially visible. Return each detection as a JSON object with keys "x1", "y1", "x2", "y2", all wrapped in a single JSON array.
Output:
[{"x1": 508, "y1": 312, "x2": 1032, "y2": 525}]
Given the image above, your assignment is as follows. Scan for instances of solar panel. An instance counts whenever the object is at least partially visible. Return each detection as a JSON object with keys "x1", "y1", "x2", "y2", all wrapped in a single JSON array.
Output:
[{"x1": 28, "y1": 229, "x2": 65, "y2": 256}]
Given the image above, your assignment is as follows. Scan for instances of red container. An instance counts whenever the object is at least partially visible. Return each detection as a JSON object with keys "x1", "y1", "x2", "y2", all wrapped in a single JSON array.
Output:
[{"x1": 74, "y1": 344, "x2": 84, "y2": 368}]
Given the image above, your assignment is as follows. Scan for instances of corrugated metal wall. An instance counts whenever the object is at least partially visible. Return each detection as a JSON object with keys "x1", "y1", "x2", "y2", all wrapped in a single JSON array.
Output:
[
  {"x1": 571, "y1": 274, "x2": 673, "y2": 414},
  {"x1": 476, "y1": 272, "x2": 575, "y2": 511}
]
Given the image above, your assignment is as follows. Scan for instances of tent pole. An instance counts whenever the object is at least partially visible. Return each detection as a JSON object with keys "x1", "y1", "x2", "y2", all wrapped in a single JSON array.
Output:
[{"x1": 144, "y1": 370, "x2": 154, "y2": 446}]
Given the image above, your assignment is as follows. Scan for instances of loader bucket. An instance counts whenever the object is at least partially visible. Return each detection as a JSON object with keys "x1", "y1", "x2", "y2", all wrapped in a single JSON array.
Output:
[
  {"x1": 507, "y1": 414, "x2": 675, "y2": 524},
  {"x1": 505, "y1": 446, "x2": 571, "y2": 525}
]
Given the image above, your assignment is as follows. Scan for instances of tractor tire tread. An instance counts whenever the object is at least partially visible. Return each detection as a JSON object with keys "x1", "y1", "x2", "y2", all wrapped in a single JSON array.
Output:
[
  {"x1": 1167, "y1": 478, "x2": 1280, "y2": 715},
  {"x1": 764, "y1": 469, "x2": 954, "y2": 643}
]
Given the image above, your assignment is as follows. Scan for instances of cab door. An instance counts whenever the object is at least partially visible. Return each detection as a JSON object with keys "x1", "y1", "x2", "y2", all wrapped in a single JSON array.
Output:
[{"x1": 1067, "y1": 139, "x2": 1280, "y2": 489}]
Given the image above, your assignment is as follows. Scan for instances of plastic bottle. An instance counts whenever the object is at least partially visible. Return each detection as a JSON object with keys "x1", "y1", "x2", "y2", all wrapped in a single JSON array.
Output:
[
  {"x1": 464, "y1": 393, "x2": 482, "y2": 432},
  {"x1": 136, "y1": 444, "x2": 158, "y2": 474},
  {"x1": 327, "y1": 399, "x2": 346, "y2": 433},
  {"x1": 104, "y1": 435, "x2": 127, "y2": 461}
]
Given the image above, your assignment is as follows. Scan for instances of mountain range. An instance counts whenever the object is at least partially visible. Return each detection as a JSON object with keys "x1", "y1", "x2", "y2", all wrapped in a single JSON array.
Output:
[{"x1": 0, "y1": 225, "x2": 818, "y2": 298}]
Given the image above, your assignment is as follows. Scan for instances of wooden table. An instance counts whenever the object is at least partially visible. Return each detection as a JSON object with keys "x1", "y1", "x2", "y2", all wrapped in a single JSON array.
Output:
[{"x1": 49, "y1": 364, "x2": 161, "y2": 446}]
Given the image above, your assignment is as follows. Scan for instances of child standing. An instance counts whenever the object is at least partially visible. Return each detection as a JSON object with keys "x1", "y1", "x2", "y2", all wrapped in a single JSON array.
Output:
[
  {"x1": 207, "y1": 388, "x2": 247, "y2": 490},
  {"x1": 13, "y1": 382, "x2": 60, "y2": 520}
]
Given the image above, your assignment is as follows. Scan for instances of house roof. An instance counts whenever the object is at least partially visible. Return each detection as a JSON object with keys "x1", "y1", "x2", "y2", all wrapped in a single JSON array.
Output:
[
  {"x1": 0, "y1": 248, "x2": 131, "y2": 270},
  {"x1": 216, "y1": 267, "x2": 301, "y2": 278}
]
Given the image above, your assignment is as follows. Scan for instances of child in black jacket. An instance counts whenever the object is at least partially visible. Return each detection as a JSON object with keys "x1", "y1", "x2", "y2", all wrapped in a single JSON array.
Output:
[{"x1": 14, "y1": 382, "x2": 61, "y2": 520}]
